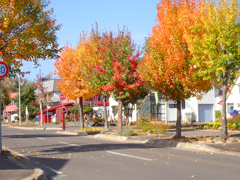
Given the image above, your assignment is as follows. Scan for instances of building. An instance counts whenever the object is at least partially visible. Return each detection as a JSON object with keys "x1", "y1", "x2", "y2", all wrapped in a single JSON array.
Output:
[
  {"x1": 215, "y1": 77, "x2": 240, "y2": 117},
  {"x1": 109, "y1": 89, "x2": 216, "y2": 124},
  {"x1": 3, "y1": 92, "x2": 18, "y2": 120}
]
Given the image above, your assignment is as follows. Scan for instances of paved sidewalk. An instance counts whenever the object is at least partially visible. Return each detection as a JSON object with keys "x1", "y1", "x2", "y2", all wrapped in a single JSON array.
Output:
[
  {"x1": 0, "y1": 149, "x2": 46, "y2": 180},
  {"x1": 0, "y1": 151, "x2": 33, "y2": 180},
  {"x1": 208, "y1": 143, "x2": 240, "y2": 153}
]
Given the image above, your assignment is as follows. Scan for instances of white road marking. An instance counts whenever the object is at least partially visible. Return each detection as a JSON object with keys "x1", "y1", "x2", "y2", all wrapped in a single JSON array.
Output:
[
  {"x1": 15, "y1": 133, "x2": 24, "y2": 135},
  {"x1": 36, "y1": 137, "x2": 45, "y2": 140},
  {"x1": 59, "y1": 141, "x2": 78, "y2": 146},
  {"x1": 39, "y1": 164, "x2": 64, "y2": 175},
  {"x1": 107, "y1": 151, "x2": 153, "y2": 161},
  {"x1": 172, "y1": 147, "x2": 203, "y2": 152}
]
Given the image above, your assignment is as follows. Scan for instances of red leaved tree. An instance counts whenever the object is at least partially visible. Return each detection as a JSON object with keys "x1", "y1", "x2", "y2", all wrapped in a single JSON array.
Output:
[{"x1": 86, "y1": 27, "x2": 148, "y2": 131}]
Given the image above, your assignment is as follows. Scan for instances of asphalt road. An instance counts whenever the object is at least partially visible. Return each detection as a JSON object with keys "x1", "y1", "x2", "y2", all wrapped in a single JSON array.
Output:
[{"x1": 2, "y1": 126, "x2": 240, "y2": 180}]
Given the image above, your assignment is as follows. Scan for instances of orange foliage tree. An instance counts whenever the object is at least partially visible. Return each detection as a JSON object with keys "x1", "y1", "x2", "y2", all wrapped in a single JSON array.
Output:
[
  {"x1": 139, "y1": 0, "x2": 212, "y2": 138},
  {"x1": 0, "y1": 0, "x2": 61, "y2": 74},
  {"x1": 54, "y1": 39, "x2": 96, "y2": 129}
]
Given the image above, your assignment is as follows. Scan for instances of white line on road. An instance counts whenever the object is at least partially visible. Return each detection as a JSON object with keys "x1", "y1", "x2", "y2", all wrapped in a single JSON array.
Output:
[
  {"x1": 172, "y1": 147, "x2": 200, "y2": 152},
  {"x1": 15, "y1": 133, "x2": 24, "y2": 135},
  {"x1": 59, "y1": 141, "x2": 78, "y2": 146},
  {"x1": 107, "y1": 151, "x2": 153, "y2": 161},
  {"x1": 38, "y1": 164, "x2": 64, "y2": 175},
  {"x1": 36, "y1": 137, "x2": 45, "y2": 140}
]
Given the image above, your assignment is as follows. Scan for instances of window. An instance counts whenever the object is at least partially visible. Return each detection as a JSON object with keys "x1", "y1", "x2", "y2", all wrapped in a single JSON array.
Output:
[
  {"x1": 97, "y1": 96, "x2": 103, "y2": 102},
  {"x1": 85, "y1": 98, "x2": 93, "y2": 101},
  {"x1": 227, "y1": 103, "x2": 234, "y2": 113},
  {"x1": 169, "y1": 104, "x2": 177, "y2": 108}
]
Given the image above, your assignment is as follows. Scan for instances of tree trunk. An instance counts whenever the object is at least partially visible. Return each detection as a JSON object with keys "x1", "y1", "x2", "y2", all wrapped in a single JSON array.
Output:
[
  {"x1": 79, "y1": 97, "x2": 84, "y2": 129},
  {"x1": 103, "y1": 96, "x2": 108, "y2": 129},
  {"x1": 220, "y1": 84, "x2": 228, "y2": 140},
  {"x1": 89, "y1": 101, "x2": 93, "y2": 122},
  {"x1": 117, "y1": 99, "x2": 123, "y2": 131},
  {"x1": 40, "y1": 101, "x2": 43, "y2": 126},
  {"x1": 174, "y1": 100, "x2": 181, "y2": 139}
]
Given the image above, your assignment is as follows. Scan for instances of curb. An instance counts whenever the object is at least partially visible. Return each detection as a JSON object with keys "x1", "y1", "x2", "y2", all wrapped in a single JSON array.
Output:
[
  {"x1": 91, "y1": 134, "x2": 240, "y2": 155},
  {"x1": 2, "y1": 147, "x2": 47, "y2": 180},
  {"x1": 56, "y1": 131, "x2": 88, "y2": 136},
  {"x1": 8, "y1": 126, "x2": 62, "y2": 131},
  {"x1": 23, "y1": 169, "x2": 46, "y2": 180},
  {"x1": 91, "y1": 134, "x2": 149, "y2": 144}
]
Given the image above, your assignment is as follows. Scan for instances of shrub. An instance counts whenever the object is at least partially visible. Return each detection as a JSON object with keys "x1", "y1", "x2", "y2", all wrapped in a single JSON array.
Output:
[
  {"x1": 80, "y1": 127, "x2": 103, "y2": 132},
  {"x1": 115, "y1": 129, "x2": 135, "y2": 136},
  {"x1": 215, "y1": 111, "x2": 221, "y2": 119},
  {"x1": 65, "y1": 115, "x2": 71, "y2": 122},
  {"x1": 137, "y1": 118, "x2": 167, "y2": 134}
]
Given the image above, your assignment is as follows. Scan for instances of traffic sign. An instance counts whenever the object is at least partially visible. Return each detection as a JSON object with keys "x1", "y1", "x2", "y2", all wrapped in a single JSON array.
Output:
[
  {"x1": 0, "y1": 62, "x2": 9, "y2": 79},
  {"x1": 59, "y1": 93, "x2": 66, "y2": 100}
]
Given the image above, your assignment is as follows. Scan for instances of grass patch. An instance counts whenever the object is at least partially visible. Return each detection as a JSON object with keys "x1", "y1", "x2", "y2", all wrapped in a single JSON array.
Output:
[
  {"x1": 11, "y1": 122, "x2": 36, "y2": 127},
  {"x1": 79, "y1": 127, "x2": 103, "y2": 132},
  {"x1": 115, "y1": 129, "x2": 135, "y2": 136}
]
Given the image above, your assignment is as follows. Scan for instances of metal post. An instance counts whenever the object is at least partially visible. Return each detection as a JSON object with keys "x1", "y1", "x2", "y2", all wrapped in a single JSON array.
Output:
[
  {"x1": 0, "y1": 79, "x2": 2, "y2": 154},
  {"x1": 47, "y1": 93, "x2": 48, "y2": 124},
  {"x1": 18, "y1": 74, "x2": 21, "y2": 126},
  {"x1": 62, "y1": 110, "x2": 65, "y2": 130},
  {"x1": 156, "y1": 103, "x2": 158, "y2": 139}
]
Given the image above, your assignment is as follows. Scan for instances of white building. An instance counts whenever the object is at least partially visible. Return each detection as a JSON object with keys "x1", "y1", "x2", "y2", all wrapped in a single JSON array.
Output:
[
  {"x1": 215, "y1": 77, "x2": 240, "y2": 117},
  {"x1": 108, "y1": 89, "x2": 215, "y2": 124},
  {"x1": 166, "y1": 89, "x2": 215, "y2": 123}
]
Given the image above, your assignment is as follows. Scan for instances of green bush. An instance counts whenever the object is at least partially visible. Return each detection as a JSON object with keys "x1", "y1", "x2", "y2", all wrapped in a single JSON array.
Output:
[
  {"x1": 83, "y1": 107, "x2": 93, "y2": 114},
  {"x1": 215, "y1": 111, "x2": 221, "y2": 119},
  {"x1": 115, "y1": 129, "x2": 135, "y2": 136},
  {"x1": 137, "y1": 118, "x2": 167, "y2": 134}
]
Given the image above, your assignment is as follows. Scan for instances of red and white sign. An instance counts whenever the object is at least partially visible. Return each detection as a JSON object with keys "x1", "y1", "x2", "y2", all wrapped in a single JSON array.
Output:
[
  {"x1": 0, "y1": 62, "x2": 9, "y2": 79},
  {"x1": 59, "y1": 93, "x2": 66, "y2": 100}
]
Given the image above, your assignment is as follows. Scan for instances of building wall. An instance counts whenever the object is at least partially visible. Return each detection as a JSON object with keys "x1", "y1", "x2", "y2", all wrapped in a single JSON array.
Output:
[{"x1": 165, "y1": 89, "x2": 215, "y2": 123}]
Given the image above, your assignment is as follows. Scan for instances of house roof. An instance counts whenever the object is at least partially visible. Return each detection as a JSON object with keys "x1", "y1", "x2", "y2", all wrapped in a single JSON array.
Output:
[{"x1": 38, "y1": 102, "x2": 74, "y2": 114}]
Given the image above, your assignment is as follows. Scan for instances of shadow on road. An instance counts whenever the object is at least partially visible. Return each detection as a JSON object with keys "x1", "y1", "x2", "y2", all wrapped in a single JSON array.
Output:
[{"x1": 37, "y1": 142, "x2": 161, "y2": 156}]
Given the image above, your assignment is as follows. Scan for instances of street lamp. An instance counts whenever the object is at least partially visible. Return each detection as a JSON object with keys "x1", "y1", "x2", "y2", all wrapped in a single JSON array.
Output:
[{"x1": 19, "y1": 66, "x2": 37, "y2": 126}]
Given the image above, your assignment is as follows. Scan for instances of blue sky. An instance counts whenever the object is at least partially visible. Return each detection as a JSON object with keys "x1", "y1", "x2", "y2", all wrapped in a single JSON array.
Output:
[{"x1": 23, "y1": 0, "x2": 160, "y2": 81}]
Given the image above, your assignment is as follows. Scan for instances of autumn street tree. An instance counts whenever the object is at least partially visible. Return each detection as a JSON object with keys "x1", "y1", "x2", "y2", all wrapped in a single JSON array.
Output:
[
  {"x1": 184, "y1": 0, "x2": 240, "y2": 140},
  {"x1": 0, "y1": 0, "x2": 61, "y2": 74},
  {"x1": 88, "y1": 27, "x2": 148, "y2": 131},
  {"x1": 54, "y1": 43, "x2": 96, "y2": 129},
  {"x1": 139, "y1": 0, "x2": 212, "y2": 138},
  {"x1": 2, "y1": 77, "x2": 29, "y2": 93},
  {"x1": 34, "y1": 72, "x2": 47, "y2": 126}
]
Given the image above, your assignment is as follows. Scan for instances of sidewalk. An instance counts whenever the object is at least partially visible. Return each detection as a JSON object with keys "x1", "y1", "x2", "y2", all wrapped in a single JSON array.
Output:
[{"x1": 0, "y1": 149, "x2": 46, "y2": 180}]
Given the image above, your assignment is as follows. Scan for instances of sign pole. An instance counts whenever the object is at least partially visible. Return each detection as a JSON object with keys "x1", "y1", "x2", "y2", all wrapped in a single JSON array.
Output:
[
  {"x1": 0, "y1": 61, "x2": 9, "y2": 154},
  {"x1": 155, "y1": 92, "x2": 159, "y2": 139},
  {"x1": 0, "y1": 79, "x2": 2, "y2": 154}
]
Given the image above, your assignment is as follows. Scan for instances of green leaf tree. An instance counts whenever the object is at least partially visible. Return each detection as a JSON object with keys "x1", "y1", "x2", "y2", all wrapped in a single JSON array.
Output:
[
  {"x1": 1, "y1": 83, "x2": 11, "y2": 122},
  {"x1": 15, "y1": 82, "x2": 36, "y2": 121},
  {"x1": 185, "y1": 0, "x2": 240, "y2": 140}
]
